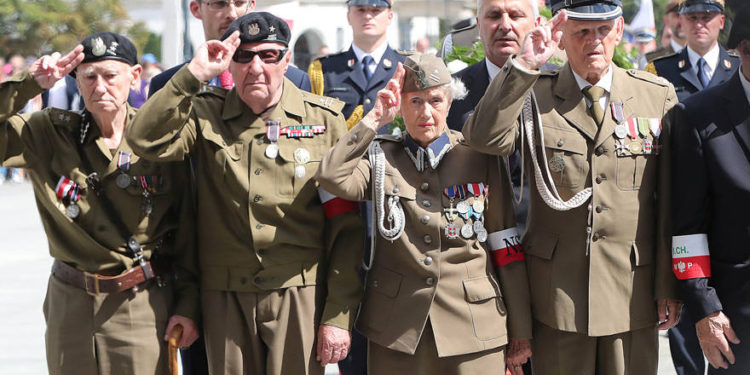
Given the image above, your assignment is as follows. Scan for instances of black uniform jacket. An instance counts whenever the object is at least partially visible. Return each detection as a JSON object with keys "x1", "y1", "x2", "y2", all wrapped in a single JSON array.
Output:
[{"x1": 651, "y1": 46, "x2": 739, "y2": 102}]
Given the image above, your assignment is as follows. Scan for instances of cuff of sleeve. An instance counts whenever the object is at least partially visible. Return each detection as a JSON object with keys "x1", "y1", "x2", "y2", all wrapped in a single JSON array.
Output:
[
  {"x1": 320, "y1": 302, "x2": 356, "y2": 331},
  {"x1": 509, "y1": 55, "x2": 543, "y2": 78},
  {"x1": 171, "y1": 65, "x2": 204, "y2": 97},
  {"x1": 172, "y1": 285, "x2": 201, "y2": 323},
  {"x1": 680, "y1": 280, "x2": 723, "y2": 322},
  {"x1": 351, "y1": 121, "x2": 378, "y2": 143}
]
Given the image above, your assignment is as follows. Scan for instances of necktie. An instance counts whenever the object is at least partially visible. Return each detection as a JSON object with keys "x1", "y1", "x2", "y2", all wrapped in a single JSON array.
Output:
[
  {"x1": 362, "y1": 55, "x2": 374, "y2": 82},
  {"x1": 697, "y1": 57, "x2": 710, "y2": 89},
  {"x1": 219, "y1": 70, "x2": 234, "y2": 90},
  {"x1": 582, "y1": 86, "x2": 606, "y2": 126}
]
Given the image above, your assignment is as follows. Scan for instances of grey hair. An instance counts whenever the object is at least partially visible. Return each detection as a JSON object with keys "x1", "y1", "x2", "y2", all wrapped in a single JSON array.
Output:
[
  {"x1": 444, "y1": 77, "x2": 468, "y2": 101},
  {"x1": 477, "y1": 0, "x2": 539, "y2": 18}
]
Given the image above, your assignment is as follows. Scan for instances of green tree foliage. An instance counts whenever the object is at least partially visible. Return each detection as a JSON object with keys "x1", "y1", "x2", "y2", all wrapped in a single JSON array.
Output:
[{"x1": 0, "y1": 0, "x2": 156, "y2": 59}]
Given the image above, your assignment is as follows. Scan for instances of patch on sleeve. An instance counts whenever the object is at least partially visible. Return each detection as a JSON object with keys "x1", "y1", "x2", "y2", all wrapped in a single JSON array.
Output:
[
  {"x1": 488, "y1": 227, "x2": 524, "y2": 267},
  {"x1": 318, "y1": 188, "x2": 358, "y2": 219},
  {"x1": 672, "y1": 234, "x2": 711, "y2": 279}
]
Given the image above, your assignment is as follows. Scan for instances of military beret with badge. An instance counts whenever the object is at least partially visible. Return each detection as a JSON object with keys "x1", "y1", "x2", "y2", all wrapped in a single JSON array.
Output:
[{"x1": 72, "y1": 32, "x2": 138, "y2": 77}]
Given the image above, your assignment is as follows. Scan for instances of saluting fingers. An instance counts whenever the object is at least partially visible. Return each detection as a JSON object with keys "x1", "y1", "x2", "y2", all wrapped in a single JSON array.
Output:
[{"x1": 58, "y1": 46, "x2": 85, "y2": 76}]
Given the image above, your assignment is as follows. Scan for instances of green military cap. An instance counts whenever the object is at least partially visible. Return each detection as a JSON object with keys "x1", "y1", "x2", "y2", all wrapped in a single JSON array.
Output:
[{"x1": 402, "y1": 53, "x2": 451, "y2": 93}]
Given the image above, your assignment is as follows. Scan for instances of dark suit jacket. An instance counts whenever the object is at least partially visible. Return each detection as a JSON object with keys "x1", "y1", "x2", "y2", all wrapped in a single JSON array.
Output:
[
  {"x1": 652, "y1": 46, "x2": 739, "y2": 102},
  {"x1": 447, "y1": 59, "x2": 489, "y2": 132},
  {"x1": 671, "y1": 71, "x2": 750, "y2": 324},
  {"x1": 148, "y1": 62, "x2": 311, "y2": 97},
  {"x1": 315, "y1": 46, "x2": 405, "y2": 120}
]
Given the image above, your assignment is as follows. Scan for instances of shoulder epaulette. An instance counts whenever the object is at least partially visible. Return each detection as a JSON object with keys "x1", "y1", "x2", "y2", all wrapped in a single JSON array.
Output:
[
  {"x1": 651, "y1": 51, "x2": 679, "y2": 63},
  {"x1": 451, "y1": 22, "x2": 477, "y2": 34},
  {"x1": 47, "y1": 108, "x2": 81, "y2": 128},
  {"x1": 299, "y1": 91, "x2": 345, "y2": 113},
  {"x1": 728, "y1": 50, "x2": 739, "y2": 58},
  {"x1": 374, "y1": 133, "x2": 403, "y2": 143},
  {"x1": 644, "y1": 62, "x2": 658, "y2": 75},
  {"x1": 196, "y1": 84, "x2": 228, "y2": 98},
  {"x1": 627, "y1": 68, "x2": 669, "y2": 87},
  {"x1": 395, "y1": 49, "x2": 414, "y2": 56},
  {"x1": 308, "y1": 59, "x2": 324, "y2": 96}
]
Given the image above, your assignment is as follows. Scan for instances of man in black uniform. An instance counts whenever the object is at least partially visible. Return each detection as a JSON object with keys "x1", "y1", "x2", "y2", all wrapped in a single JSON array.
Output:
[
  {"x1": 308, "y1": 0, "x2": 405, "y2": 130},
  {"x1": 670, "y1": 8, "x2": 750, "y2": 374},
  {"x1": 646, "y1": 0, "x2": 738, "y2": 102}
]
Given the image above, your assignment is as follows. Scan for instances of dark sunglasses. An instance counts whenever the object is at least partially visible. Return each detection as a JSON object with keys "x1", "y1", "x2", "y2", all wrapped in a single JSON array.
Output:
[{"x1": 232, "y1": 48, "x2": 288, "y2": 64}]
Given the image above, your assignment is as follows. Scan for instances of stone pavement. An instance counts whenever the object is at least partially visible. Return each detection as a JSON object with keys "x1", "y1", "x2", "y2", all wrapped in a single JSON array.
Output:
[{"x1": 0, "y1": 182, "x2": 678, "y2": 374}]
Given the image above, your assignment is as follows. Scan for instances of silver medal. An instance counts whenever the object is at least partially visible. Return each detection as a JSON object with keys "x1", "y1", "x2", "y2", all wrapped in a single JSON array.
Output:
[
  {"x1": 549, "y1": 155, "x2": 565, "y2": 173},
  {"x1": 456, "y1": 200, "x2": 470, "y2": 214},
  {"x1": 265, "y1": 143, "x2": 279, "y2": 159},
  {"x1": 65, "y1": 203, "x2": 80, "y2": 219},
  {"x1": 461, "y1": 223, "x2": 474, "y2": 239},
  {"x1": 445, "y1": 222, "x2": 460, "y2": 239},
  {"x1": 294, "y1": 148, "x2": 310, "y2": 164},
  {"x1": 472, "y1": 200, "x2": 485, "y2": 214},
  {"x1": 614, "y1": 124, "x2": 628, "y2": 139},
  {"x1": 476, "y1": 229, "x2": 488, "y2": 243},
  {"x1": 473, "y1": 220, "x2": 485, "y2": 233},
  {"x1": 295, "y1": 165, "x2": 306, "y2": 179},
  {"x1": 116, "y1": 174, "x2": 131, "y2": 189}
]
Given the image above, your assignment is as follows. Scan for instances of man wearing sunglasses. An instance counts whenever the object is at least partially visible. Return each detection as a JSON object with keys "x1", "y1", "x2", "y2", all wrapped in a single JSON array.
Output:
[
  {"x1": 149, "y1": 0, "x2": 311, "y2": 96},
  {"x1": 127, "y1": 12, "x2": 365, "y2": 375}
]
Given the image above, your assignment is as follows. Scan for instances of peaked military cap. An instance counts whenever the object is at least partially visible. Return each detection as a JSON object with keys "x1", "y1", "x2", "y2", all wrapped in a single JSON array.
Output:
[
  {"x1": 402, "y1": 53, "x2": 451, "y2": 93},
  {"x1": 679, "y1": 0, "x2": 724, "y2": 14},
  {"x1": 73, "y1": 32, "x2": 138, "y2": 77},
  {"x1": 222, "y1": 12, "x2": 291, "y2": 47},
  {"x1": 727, "y1": 6, "x2": 750, "y2": 49},
  {"x1": 550, "y1": 0, "x2": 623, "y2": 21},
  {"x1": 347, "y1": 0, "x2": 392, "y2": 7}
]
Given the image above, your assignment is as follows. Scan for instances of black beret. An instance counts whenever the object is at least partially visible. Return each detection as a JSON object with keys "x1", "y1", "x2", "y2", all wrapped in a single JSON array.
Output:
[
  {"x1": 222, "y1": 12, "x2": 291, "y2": 47},
  {"x1": 550, "y1": 0, "x2": 623, "y2": 21},
  {"x1": 78, "y1": 32, "x2": 138, "y2": 69}
]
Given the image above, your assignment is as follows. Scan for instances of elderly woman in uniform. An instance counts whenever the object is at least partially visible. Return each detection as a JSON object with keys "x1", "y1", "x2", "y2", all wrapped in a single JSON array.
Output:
[
  {"x1": 0, "y1": 33, "x2": 199, "y2": 374},
  {"x1": 316, "y1": 53, "x2": 533, "y2": 375}
]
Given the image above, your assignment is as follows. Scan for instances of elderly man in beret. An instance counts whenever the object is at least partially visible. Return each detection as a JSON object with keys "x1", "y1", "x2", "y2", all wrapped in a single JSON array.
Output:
[
  {"x1": 126, "y1": 12, "x2": 365, "y2": 375},
  {"x1": 0, "y1": 32, "x2": 200, "y2": 374}
]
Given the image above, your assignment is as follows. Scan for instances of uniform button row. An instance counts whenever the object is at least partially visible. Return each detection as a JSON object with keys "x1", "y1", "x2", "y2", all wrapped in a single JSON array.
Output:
[
  {"x1": 255, "y1": 168, "x2": 263, "y2": 175},
  {"x1": 420, "y1": 215, "x2": 430, "y2": 224},
  {"x1": 425, "y1": 277, "x2": 435, "y2": 286},
  {"x1": 352, "y1": 134, "x2": 359, "y2": 141},
  {"x1": 422, "y1": 200, "x2": 431, "y2": 208},
  {"x1": 595, "y1": 174, "x2": 607, "y2": 184},
  {"x1": 423, "y1": 235, "x2": 432, "y2": 244},
  {"x1": 254, "y1": 195, "x2": 262, "y2": 202},
  {"x1": 420, "y1": 182, "x2": 429, "y2": 192},
  {"x1": 595, "y1": 146, "x2": 605, "y2": 156}
]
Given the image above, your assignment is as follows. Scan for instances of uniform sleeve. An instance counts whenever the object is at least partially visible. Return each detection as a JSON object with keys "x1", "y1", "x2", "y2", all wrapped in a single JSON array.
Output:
[
  {"x1": 125, "y1": 65, "x2": 199, "y2": 162},
  {"x1": 317, "y1": 119, "x2": 367, "y2": 331},
  {"x1": 315, "y1": 121, "x2": 375, "y2": 202},
  {"x1": 0, "y1": 70, "x2": 51, "y2": 169},
  {"x1": 669, "y1": 102, "x2": 721, "y2": 320},
  {"x1": 462, "y1": 57, "x2": 537, "y2": 157},
  {"x1": 485, "y1": 156, "x2": 532, "y2": 339}
]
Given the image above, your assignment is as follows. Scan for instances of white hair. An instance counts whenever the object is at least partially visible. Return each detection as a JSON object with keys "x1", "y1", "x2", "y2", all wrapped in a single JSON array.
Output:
[
  {"x1": 444, "y1": 77, "x2": 468, "y2": 101},
  {"x1": 477, "y1": 0, "x2": 539, "y2": 18}
]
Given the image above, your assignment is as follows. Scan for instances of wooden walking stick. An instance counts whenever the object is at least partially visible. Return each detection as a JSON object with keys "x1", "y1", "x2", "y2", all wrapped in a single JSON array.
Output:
[{"x1": 168, "y1": 324, "x2": 184, "y2": 375}]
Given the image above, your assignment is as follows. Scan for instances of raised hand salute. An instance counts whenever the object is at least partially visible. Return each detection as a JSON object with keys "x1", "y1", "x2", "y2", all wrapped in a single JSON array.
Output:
[
  {"x1": 361, "y1": 62, "x2": 404, "y2": 131},
  {"x1": 516, "y1": 10, "x2": 567, "y2": 71},
  {"x1": 29, "y1": 45, "x2": 84, "y2": 89},
  {"x1": 187, "y1": 31, "x2": 241, "y2": 82}
]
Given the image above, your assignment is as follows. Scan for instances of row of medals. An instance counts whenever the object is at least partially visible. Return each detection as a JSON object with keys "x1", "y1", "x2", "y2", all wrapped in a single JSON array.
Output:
[
  {"x1": 445, "y1": 198, "x2": 487, "y2": 242},
  {"x1": 265, "y1": 121, "x2": 313, "y2": 179}
]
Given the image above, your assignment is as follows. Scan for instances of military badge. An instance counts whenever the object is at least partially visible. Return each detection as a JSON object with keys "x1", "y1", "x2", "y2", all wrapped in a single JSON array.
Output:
[
  {"x1": 643, "y1": 139, "x2": 653, "y2": 153},
  {"x1": 116, "y1": 173, "x2": 132, "y2": 189},
  {"x1": 461, "y1": 223, "x2": 474, "y2": 239},
  {"x1": 549, "y1": 155, "x2": 565, "y2": 173},
  {"x1": 614, "y1": 124, "x2": 628, "y2": 139},
  {"x1": 473, "y1": 220, "x2": 485, "y2": 234},
  {"x1": 91, "y1": 37, "x2": 107, "y2": 56},
  {"x1": 724, "y1": 59, "x2": 732, "y2": 69},
  {"x1": 347, "y1": 59, "x2": 355, "y2": 68},
  {"x1": 456, "y1": 200, "x2": 470, "y2": 214},
  {"x1": 383, "y1": 58, "x2": 392, "y2": 69},
  {"x1": 248, "y1": 23, "x2": 260, "y2": 36},
  {"x1": 678, "y1": 60, "x2": 686, "y2": 69},
  {"x1": 476, "y1": 229, "x2": 488, "y2": 242},
  {"x1": 269, "y1": 25, "x2": 276, "y2": 32},
  {"x1": 445, "y1": 222, "x2": 459, "y2": 239},
  {"x1": 294, "y1": 148, "x2": 310, "y2": 164},
  {"x1": 629, "y1": 141, "x2": 642, "y2": 154}
]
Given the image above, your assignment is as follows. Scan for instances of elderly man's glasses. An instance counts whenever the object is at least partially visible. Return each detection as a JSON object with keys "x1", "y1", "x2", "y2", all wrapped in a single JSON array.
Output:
[
  {"x1": 202, "y1": 0, "x2": 251, "y2": 11},
  {"x1": 233, "y1": 48, "x2": 288, "y2": 64}
]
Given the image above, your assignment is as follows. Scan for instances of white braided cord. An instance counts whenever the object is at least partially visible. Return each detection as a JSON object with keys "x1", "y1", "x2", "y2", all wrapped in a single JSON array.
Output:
[{"x1": 369, "y1": 140, "x2": 406, "y2": 242}]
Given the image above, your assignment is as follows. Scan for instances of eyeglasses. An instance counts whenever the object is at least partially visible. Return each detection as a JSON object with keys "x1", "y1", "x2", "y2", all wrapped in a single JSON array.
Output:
[
  {"x1": 232, "y1": 48, "x2": 288, "y2": 64},
  {"x1": 202, "y1": 0, "x2": 251, "y2": 11}
]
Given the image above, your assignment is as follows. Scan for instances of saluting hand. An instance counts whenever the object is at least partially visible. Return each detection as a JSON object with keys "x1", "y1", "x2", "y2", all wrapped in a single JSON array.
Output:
[
  {"x1": 516, "y1": 10, "x2": 567, "y2": 71},
  {"x1": 696, "y1": 311, "x2": 741, "y2": 370},
  {"x1": 361, "y1": 62, "x2": 405, "y2": 131},
  {"x1": 29, "y1": 45, "x2": 85, "y2": 89},
  {"x1": 187, "y1": 31, "x2": 241, "y2": 82}
]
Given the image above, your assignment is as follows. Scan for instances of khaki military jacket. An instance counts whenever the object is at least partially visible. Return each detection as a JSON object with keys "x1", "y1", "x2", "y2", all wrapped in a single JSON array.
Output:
[
  {"x1": 316, "y1": 123, "x2": 532, "y2": 356},
  {"x1": 0, "y1": 71, "x2": 199, "y2": 320},
  {"x1": 463, "y1": 58, "x2": 678, "y2": 336},
  {"x1": 126, "y1": 66, "x2": 365, "y2": 330}
]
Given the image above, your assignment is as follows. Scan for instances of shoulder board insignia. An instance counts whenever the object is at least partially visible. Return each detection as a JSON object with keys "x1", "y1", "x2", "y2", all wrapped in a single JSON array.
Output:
[
  {"x1": 308, "y1": 59, "x2": 324, "y2": 96},
  {"x1": 644, "y1": 62, "x2": 657, "y2": 75},
  {"x1": 728, "y1": 50, "x2": 739, "y2": 58},
  {"x1": 651, "y1": 51, "x2": 679, "y2": 64},
  {"x1": 303, "y1": 93, "x2": 345, "y2": 113},
  {"x1": 197, "y1": 85, "x2": 228, "y2": 98},
  {"x1": 395, "y1": 49, "x2": 415, "y2": 56},
  {"x1": 374, "y1": 133, "x2": 402, "y2": 142},
  {"x1": 48, "y1": 108, "x2": 80, "y2": 127},
  {"x1": 627, "y1": 69, "x2": 669, "y2": 87}
]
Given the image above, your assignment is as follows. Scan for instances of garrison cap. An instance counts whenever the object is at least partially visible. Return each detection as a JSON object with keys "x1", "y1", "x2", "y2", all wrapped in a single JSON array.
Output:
[
  {"x1": 679, "y1": 0, "x2": 724, "y2": 14},
  {"x1": 73, "y1": 32, "x2": 138, "y2": 77},
  {"x1": 550, "y1": 0, "x2": 623, "y2": 21},
  {"x1": 222, "y1": 12, "x2": 291, "y2": 47},
  {"x1": 402, "y1": 53, "x2": 451, "y2": 93},
  {"x1": 727, "y1": 6, "x2": 750, "y2": 49},
  {"x1": 347, "y1": 0, "x2": 392, "y2": 7}
]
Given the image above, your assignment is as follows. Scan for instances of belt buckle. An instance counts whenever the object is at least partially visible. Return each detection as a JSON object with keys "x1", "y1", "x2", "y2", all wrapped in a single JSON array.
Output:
[{"x1": 83, "y1": 272, "x2": 101, "y2": 296}]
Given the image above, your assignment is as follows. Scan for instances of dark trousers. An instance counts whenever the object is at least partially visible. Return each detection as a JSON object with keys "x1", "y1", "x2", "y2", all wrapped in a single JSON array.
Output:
[{"x1": 668, "y1": 307, "x2": 705, "y2": 375}]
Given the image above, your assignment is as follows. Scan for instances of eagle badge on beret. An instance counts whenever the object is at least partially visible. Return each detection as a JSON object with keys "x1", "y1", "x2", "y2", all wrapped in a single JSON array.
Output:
[
  {"x1": 92, "y1": 37, "x2": 107, "y2": 57},
  {"x1": 248, "y1": 23, "x2": 260, "y2": 36}
]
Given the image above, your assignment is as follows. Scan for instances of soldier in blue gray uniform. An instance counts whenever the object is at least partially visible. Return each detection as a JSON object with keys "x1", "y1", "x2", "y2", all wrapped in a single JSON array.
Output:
[{"x1": 308, "y1": 0, "x2": 406, "y2": 130}]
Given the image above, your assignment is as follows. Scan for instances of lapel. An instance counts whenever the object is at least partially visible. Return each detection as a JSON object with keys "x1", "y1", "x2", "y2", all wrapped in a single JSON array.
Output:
[
  {"x1": 346, "y1": 47, "x2": 369, "y2": 93},
  {"x1": 366, "y1": 46, "x2": 397, "y2": 91},
  {"x1": 708, "y1": 47, "x2": 736, "y2": 88},
  {"x1": 677, "y1": 48, "x2": 702, "y2": 91},
  {"x1": 722, "y1": 72, "x2": 750, "y2": 154},
  {"x1": 552, "y1": 63, "x2": 598, "y2": 141},
  {"x1": 595, "y1": 67, "x2": 634, "y2": 149}
]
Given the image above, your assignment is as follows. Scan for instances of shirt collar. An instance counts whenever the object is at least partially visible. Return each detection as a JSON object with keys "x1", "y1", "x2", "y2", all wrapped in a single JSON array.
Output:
[
  {"x1": 572, "y1": 64, "x2": 614, "y2": 93},
  {"x1": 351, "y1": 42, "x2": 389, "y2": 66},
  {"x1": 740, "y1": 69, "x2": 750, "y2": 107},
  {"x1": 670, "y1": 39, "x2": 685, "y2": 54},
  {"x1": 687, "y1": 43, "x2": 720, "y2": 76},
  {"x1": 485, "y1": 58, "x2": 502, "y2": 81},
  {"x1": 403, "y1": 131, "x2": 452, "y2": 172}
]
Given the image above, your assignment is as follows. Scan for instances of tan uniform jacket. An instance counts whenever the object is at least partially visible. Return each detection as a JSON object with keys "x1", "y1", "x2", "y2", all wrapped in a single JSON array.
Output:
[
  {"x1": 0, "y1": 71, "x2": 199, "y2": 320},
  {"x1": 126, "y1": 66, "x2": 365, "y2": 330},
  {"x1": 316, "y1": 123, "x2": 532, "y2": 357},
  {"x1": 463, "y1": 58, "x2": 678, "y2": 336}
]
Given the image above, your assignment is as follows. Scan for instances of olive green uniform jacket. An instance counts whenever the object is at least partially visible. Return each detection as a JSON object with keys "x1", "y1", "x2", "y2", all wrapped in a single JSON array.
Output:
[
  {"x1": 126, "y1": 66, "x2": 365, "y2": 330},
  {"x1": 316, "y1": 123, "x2": 532, "y2": 356},
  {"x1": 0, "y1": 71, "x2": 199, "y2": 321},
  {"x1": 463, "y1": 58, "x2": 678, "y2": 336}
]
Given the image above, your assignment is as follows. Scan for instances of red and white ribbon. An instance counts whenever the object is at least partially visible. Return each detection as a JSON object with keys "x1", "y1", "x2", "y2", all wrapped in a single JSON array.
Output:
[
  {"x1": 488, "y1": 227, "x2": 524, "y2": 267},
  {"x1": 672, "y1": 234, "x2": 711, "y2": 279},
  {"x1": 55, "y1": 177, "x2": 74, "y2": 199},
  {"x1": 318, "y1": 188, "x2": 358, "y2": 219}
]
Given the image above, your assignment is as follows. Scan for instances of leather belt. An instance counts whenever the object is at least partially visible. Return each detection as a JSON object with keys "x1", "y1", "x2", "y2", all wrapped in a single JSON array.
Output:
[{"x1": 51, "y1": 259, "x2": 156, "y2": 295}]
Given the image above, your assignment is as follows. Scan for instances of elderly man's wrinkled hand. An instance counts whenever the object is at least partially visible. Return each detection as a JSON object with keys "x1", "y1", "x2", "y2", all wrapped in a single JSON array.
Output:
[
  {"x1": 517, "y1": 10, "x2": 566, "y2": 71},
  {"x1": 29, "y1": 45, "x2": 84, "y2": 89},
  {"x1": 316, "y1": 324, "x2": 351, "y2": 366},
  {"x1": 696, "y1": 311, "x2": 741, "y2": 370},
  {"x1": 506, "y1": 338, "x2": 531, "y2": 375},
  {"x1": 657, "y1": 299, "x2": 682, "y2": 330},
  {"x1": 188, "y1": 31, "x2": 241, "y2": 82}
]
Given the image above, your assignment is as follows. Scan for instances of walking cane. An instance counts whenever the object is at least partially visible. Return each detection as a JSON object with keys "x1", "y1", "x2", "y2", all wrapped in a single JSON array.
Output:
[{"x1": 168, "y1": 324, "x2": 184, "y2": 375}]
